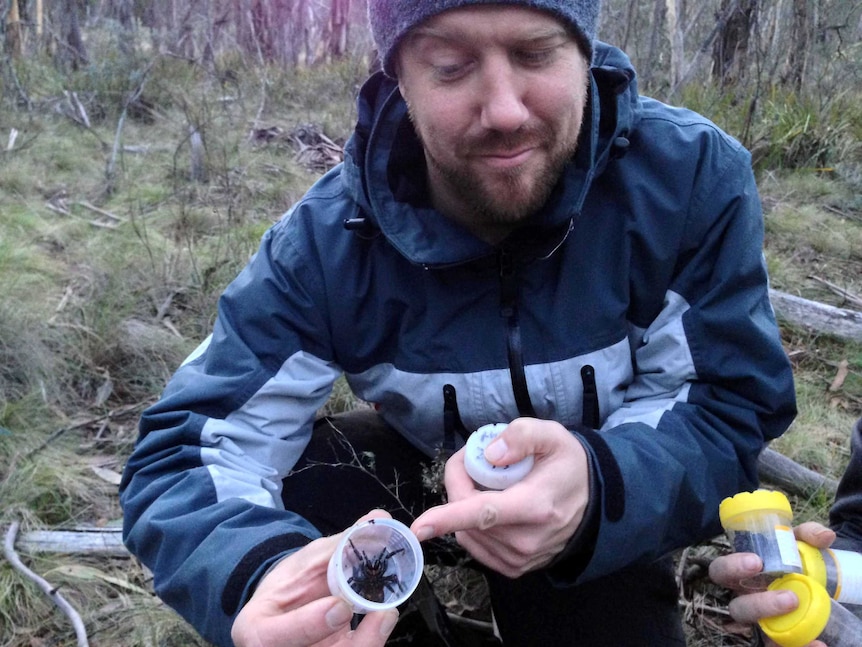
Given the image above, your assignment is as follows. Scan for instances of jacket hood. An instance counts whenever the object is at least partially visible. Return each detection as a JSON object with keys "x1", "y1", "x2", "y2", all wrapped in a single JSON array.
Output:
[{"x1": 341, "y1": 41, "x2": 639, "y2": 267}]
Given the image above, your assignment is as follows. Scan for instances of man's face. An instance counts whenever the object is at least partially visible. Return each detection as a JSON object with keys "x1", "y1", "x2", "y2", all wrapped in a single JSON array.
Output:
[{"x1": 396, "y1": 5, "x2": 590, "y2": 242}]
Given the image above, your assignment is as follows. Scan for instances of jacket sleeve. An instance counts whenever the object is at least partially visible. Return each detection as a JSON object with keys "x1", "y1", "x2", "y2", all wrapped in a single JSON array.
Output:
[
  {"x1": 565, "y1": 138, "x2": 797, "y2": 584},
  {"x1": 119, "y1": 224, "x2": 340, "y2": 647}
]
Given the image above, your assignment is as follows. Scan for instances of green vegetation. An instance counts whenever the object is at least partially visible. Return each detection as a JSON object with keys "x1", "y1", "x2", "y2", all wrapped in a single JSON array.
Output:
[{"x1": 0, "y1": 32, "x2": 861, "y2": 647}]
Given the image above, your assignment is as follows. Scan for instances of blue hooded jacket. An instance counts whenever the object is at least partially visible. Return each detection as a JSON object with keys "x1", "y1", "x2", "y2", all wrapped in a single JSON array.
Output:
[{"x1": 120, "y1": 42, "x2": 796, "y2": 645}]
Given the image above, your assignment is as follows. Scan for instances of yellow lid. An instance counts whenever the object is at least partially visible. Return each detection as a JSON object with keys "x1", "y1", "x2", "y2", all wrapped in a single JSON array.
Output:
[
  {"x1": 796, "y1": 541, "x2": 827, "y2": 588},
  {"x1": 759, "y1": 573, "x2": 831, "y2": 647},
  {"x1": 719, "y1": 489, "x2": 793, "y2": 529}
]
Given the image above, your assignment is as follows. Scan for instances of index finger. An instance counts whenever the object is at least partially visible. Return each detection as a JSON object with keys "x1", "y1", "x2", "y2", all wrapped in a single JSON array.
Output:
[{"x1": 411, "y1": 491, "x2": 513, "y2": 541}]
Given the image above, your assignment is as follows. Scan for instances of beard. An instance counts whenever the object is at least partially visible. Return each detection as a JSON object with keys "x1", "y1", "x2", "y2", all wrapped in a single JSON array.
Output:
[{"x1": 418, "y1": 122, "x2": 579, "y2": 227}]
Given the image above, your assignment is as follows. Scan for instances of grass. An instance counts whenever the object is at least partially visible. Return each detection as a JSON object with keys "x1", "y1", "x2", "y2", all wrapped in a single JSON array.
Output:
[{"x1": 0, "y1": 43, "x2": 861, "y2": 647}]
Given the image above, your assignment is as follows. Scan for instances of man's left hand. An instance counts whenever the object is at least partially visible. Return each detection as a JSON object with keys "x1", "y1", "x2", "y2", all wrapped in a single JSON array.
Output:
[{"x1": 410, "y1": 418, "x2": 589, "y2": 578}]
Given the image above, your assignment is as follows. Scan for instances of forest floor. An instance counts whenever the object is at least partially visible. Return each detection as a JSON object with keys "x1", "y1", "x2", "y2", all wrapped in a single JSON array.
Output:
[{"x1": 0, "y1": 57, "x2": 861, "y2": 646}]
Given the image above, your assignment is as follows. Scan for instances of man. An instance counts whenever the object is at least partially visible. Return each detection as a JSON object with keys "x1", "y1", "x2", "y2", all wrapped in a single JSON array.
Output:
[
  {"x1": 710, "y1": 417, "x2": 862, "y2": 647},
  {"x1": 119, "y1": 1, "x2": 797, "y2": 645}
]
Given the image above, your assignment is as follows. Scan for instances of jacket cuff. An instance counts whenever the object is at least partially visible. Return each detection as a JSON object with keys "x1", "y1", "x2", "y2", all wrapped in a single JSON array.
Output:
[
  {"x1": 221, "y1": 532, "x2": 314, "y2": 616},
  {"x1": 545, "y1": 433, "x2": 604, "y2": 584}
]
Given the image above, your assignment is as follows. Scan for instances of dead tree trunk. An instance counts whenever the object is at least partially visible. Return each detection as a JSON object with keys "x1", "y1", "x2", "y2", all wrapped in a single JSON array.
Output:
[
  {"x1": 328, "y1": 0, "x2": 350, "y2": 60},
  {"x1": 665, "y1": 0, "x2": 685, "y2": 90},
  {"x1": 712, "y1": 0, "x2": 758, "y2": 87},
  {"x1": 781, "y1": 0, "x2": 810, "y2": 91},
  {"x1": 5, "y1": 0, "x2": 22, "y2": 57},
  {"x1": 55, "y1": 0, "x2": 88, "y2": 70}
]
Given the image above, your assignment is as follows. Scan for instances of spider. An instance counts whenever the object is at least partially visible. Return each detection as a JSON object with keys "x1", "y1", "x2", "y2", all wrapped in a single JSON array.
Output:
[{"x1": 346, "y1": 538, "x2": 406, "y2": 603}]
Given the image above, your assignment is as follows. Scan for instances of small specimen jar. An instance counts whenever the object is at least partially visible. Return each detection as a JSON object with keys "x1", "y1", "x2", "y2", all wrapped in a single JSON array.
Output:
[
  {"x1": 327, "y1": 518, "x2": 423, "y2": 614},
  {"x1": 464, "y1": 423, "x2": 534, "y2": 491},
  {"x1": 759, "y1": 573, "x2": 862, "y2": 647},
  {"x1": 797, "y1": 540, "x2": 862, "y2": 606},
  {"x1": 719, "y1": 490, "x2": 802, "y2": 576}
]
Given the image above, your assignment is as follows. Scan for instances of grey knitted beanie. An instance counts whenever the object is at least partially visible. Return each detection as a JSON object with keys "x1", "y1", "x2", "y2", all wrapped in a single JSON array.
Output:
[{"x1": 368, "y1": 0, "x2": 601, "y2": 76}]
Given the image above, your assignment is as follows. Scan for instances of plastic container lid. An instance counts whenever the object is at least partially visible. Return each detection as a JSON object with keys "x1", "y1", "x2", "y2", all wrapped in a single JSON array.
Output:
[
  {"x1": 327, "y1": 518, "x2": 423, "y2": 614},
  {"x1": 759, "y1": 573, "x2": 831, "y2": 647},
  {"x1": 719, "y1": 489, "x2": 794, "y2": 529},
  {"x1": 464, "y1": 423, "x2": 534, "y2": 491}
]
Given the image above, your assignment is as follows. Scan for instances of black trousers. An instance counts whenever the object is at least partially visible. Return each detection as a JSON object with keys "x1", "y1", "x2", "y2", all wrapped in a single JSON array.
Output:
[{"x1": 281, "y1": 410, "x2": 686, "y2": 646}]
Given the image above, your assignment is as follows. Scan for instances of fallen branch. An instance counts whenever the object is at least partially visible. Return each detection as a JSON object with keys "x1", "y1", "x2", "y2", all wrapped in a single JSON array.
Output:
[
  {"x1": 757, "y1": 447, "x2": 839, "y2": 499},
  {"x1": 807, "y1": 275, "x2": 862, "y2": 310},
  {"x1": 76, "y1": 201, "x2": 124, "y2": 223},
  {"x1": 769, "y1": 289, "x2": 862, "y2": 343},
  {"x1": 17, "y1": 527, "x2": 127, "y2": 557},
  {"x1": 3, "y1": 522, "x2": 90, "y2": 647}
]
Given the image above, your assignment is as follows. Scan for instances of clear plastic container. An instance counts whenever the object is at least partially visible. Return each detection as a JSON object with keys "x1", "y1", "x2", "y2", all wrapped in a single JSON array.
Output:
[
  {"x1": 759, "y1": 573, "x2": 862, "y2": 647},
  {"x1": 463, "y1": 423, "x2": 534, "y2": 491},
  {"x1": 719, "y1": 490, "x2": 803, "y2": 576},
  {"x1": 327, "y1": 518, "x2": 423, "y2": 614},
  {"x1": 797, "y1": 540, "x2": 862, "y2": 606}
]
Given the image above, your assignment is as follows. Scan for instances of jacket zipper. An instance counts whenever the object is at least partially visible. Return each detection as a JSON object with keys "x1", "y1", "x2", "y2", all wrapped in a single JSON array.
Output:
[
  {"x1": 581, "y1": 364, "x2": 601, "y2": 429},
  {"x1": 442, "y1": 383, "x2": 470, "y2": 454},
  {"x1": 499, "y1": 248, "x2": 537, "y2": 417}
]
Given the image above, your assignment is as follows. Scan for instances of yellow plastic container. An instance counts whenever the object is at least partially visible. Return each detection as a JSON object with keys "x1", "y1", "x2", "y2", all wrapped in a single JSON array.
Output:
[
  {"x1": 760, "y1": 573, "x2": 862, "y2": 647},
  {"x1": 719, "y1": 490, "x2": 802, "y2": 575}
]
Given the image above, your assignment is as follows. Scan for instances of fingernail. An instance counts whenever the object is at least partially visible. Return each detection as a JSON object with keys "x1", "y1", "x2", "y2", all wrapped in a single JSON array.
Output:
[
  {"x1": 484, "y1": 439, "x2": 507, "y2": 463},
  {"x1": 775, "y1": 590, "x2": 798, "y2": 611},
  {"x1": 325, "y1": 600, "x2": 353, "y2": 629},
  {"x1": 414, "y1": 526, "x2": 433, "y2": 542},
  {"x1": 380, "y1": 609, "x2": 399, "y2": 637},
  {"x1": 741, "y1": 554, "x2": 763, "y2": 572}
]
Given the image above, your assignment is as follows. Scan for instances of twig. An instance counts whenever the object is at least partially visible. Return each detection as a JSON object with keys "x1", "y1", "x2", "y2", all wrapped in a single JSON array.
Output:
[
  {"x1": 3, "y1": 522, "x2": 90, "y2": 647},
  {"x1": 25, "y1": 399, "x2": 155, "y2": 459},
  {"x1": 75, "y1": 201, "x2": 124, "y2": 223},
  {"x1": 808, "y1": 275, "x2": 862, "y2": 309}
]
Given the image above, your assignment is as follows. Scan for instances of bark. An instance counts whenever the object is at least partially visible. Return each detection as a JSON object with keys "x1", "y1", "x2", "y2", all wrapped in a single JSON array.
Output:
[
  {"x1": 769, "y1": 289, "x2": 862, "y2": 343},
  {"x1": 665, "y1": 0, "x2": 685, "y2": 89},
  {"x1": 782, "y1": 0, "x2": 810, "y2": 90},
  {"x1": 712, "y1": 0, "x2": 758, "y2": 86},
  {"x1": 6, "y1": 0, "x2": 21, "y2": 57},
  {"x1": 55, "y1": 0, "x2": 88, "y2": 70},
  {"x1": 328, "y1": 0, "x2": 350, "y2": 60}
]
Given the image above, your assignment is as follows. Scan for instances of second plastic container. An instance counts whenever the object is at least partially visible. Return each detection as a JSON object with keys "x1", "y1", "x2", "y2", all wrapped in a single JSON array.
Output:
[{"x1": 759, "y1": 573, "x2": 862, "y2": 647}]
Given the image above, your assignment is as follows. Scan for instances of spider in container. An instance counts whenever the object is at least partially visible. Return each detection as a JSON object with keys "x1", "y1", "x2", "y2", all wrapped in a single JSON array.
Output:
[{"x1": 347, "y1": 538, "x2": 406, "y2": 604}]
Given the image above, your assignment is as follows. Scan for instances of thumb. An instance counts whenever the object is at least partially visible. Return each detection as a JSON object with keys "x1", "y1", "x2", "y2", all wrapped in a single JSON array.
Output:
[{"x1": 484, "y1": 418, "x2": 561, "y2": 466}]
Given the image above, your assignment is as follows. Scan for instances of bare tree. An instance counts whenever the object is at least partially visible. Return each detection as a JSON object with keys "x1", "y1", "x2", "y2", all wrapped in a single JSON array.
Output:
[
  {"x1": 5, "y1": 0, "x2": 22, "y2": 56},
  {"x1": 712, "y1": 0, "x2": 758, "y2": 86},
  {"x1": 54, "y1": 0, "x2": 88, "y2": 70},
  {"x1": 328, "y1": 0, "x2": 350, "y2": 60},
  {"x1": 782, "y1": 0, "x2": 810, "y2": 90},
  {"x1": 665, "y1": 0, "x2": 685, "y2": 88}
]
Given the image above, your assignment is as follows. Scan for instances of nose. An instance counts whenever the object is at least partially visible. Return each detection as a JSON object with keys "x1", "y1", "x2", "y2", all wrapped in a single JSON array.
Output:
[{"x1": 479, "y1": 62, "x2": 529, "y2": 133}]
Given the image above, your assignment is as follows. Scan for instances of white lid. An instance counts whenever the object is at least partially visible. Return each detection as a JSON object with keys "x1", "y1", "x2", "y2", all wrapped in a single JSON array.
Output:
[{"x1": 464, "y1": 423, "x2": 534, "y2": 490}]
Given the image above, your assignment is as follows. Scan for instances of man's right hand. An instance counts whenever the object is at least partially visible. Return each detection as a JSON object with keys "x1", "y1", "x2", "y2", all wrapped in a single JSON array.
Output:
[
  {"x1": 231, "y1": 510, "x2": 400, "y2": 647},
  {"x1": 708, "y1": 521, "x2": 837, "y2": 647}
]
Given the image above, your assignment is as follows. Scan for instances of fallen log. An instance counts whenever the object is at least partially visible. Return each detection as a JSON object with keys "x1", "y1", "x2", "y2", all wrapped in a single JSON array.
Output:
[
  {"x1": 17, "y1": 527, "x2": 127, "y2": 556},
  {"x1": 769, "y1": 289, "x2": 862, "y2": 343},
  {"x1": 757, "y1": 447, "x2": 839, "y2": 499}
]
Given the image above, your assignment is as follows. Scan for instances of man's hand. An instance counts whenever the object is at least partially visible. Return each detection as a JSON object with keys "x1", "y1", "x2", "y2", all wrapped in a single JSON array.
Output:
[
  {"x1": 708, "y1": 522, "x2": 837, "y2": 647},
  {"x1": 231, "y1": 510, "x2": 400, "y2": 647},
  {"x1": 410, "y1": 418, "x2": 589, "y2": 578}
]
